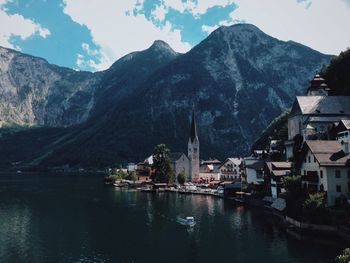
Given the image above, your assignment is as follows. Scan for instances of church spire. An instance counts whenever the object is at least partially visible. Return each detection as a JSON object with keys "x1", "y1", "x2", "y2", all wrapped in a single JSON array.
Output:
[{"x1": 190, "y1": 105, "x2": 198, "y2": 143}]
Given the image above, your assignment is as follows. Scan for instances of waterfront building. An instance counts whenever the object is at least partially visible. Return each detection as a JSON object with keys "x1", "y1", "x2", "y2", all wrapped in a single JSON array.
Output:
[
  {"x1": 188, "y1": 107, "x2": 200, "y2": 182},
  {"x1": 136, "y1": 155, "x2": 153, "y2": 181},
  {"x1": 264, "y1": 162, "x2": 292, "y2": 199},
  {"x1": 244, "y1": 157, "x2": 265, "y2": 185},
  {"x1": 198, "y1": 159, "x2": 221, "y2": 182},
  {"x1": 219, "y1": 158, "x2": 243, "y2": 181},
  {"x1": 285, "y1": 74, "x2": 350, "y2": 159},
  {"x1": 298, "y1": 140, "x2": 350, "y2": 206}
]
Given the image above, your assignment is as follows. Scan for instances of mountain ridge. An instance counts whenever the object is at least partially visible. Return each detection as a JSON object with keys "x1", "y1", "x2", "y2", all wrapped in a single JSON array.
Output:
[{"x1": 0, "y1": 24, "x2": 333, "y2": 168}]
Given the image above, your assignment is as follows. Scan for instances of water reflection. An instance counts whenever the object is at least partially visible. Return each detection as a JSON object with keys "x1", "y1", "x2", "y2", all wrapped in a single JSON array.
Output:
[{"x1": 0, "y1": 174, "x2": 344, "y2": 263}]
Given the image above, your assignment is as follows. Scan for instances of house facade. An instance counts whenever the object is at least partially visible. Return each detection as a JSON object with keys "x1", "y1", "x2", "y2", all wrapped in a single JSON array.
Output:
[
  {"x1": 198, "y1": 160, "x2": 221, "y2": 182},
  {"x1": 299, "y1": 140, "x2": 350, "y2": 206},
  {"x1": 244, "y1": 157, "x2": 265, "y2": 185},
  {"x1": 219, "y1": 158, "x2": 243, "y2": 181},
  {"x1": 264, "y1": 162, "x2": 292, "y2": 199}
]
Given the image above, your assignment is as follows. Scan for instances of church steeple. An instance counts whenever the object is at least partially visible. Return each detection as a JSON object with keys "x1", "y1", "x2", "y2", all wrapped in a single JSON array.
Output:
[
  {"x1": 307, "y1": 74, "x2": 329, "y2": 96},
  {"x1": 190, "y1": 106, "x2": 198, "y2": 143},
  {"x1": 188, "y1": 105, "x2": 199, "y2": 182}
]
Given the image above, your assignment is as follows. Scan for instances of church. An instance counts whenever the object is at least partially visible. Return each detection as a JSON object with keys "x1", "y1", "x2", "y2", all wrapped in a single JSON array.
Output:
[{"x1": 187, "y1": 107, "x2": 200, "y2": 182}]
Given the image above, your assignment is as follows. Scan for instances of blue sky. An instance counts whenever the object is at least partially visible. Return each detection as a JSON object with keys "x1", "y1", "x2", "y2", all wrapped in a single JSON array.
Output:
[{"x1": 1, "y1": 0, "x2": 350, "y2": 71}]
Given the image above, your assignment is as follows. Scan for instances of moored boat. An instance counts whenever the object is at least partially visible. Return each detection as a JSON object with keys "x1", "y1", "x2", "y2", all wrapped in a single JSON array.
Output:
[{"x1": 176, "y1": 216, "x2": 196, "y2": 227}]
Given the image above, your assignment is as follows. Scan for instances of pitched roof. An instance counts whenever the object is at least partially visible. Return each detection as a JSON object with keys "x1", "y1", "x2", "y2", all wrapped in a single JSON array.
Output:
[
  {"x1": 202, "y1": 159, "x2": 221, "y2": 165},
  {"x1": 170, "y1": 152, "x2": 186, "y2": 162},
  {"x1": 219, "y1": 158, "x2": 242, "y2": 168},
  {"x1": 245, "y1": 160, "x2": 265, "y2": 170},
  {"x1": 340, "y1": 119, "x2": 350, "y2": 130},
  {"x1": 294, "y1": 96, "x2": 350, "y2": 115},
  {"x1": 265, "y1": 162, "x2": 291, "y2": 177},
  {"x1": 304, "y1": 140, "x2": 350, "y2": 166}
]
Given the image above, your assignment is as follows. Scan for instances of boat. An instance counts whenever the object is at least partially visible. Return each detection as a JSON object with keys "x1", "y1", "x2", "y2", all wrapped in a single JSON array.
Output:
[{"x1": 176, "y1": 216, "x2": 196, "y2": 227}]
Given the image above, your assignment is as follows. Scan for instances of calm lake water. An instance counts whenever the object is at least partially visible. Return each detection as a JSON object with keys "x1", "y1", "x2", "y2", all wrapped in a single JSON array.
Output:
[{"x1": 0, "y1": 173, "x2": 344, "y2": 263}]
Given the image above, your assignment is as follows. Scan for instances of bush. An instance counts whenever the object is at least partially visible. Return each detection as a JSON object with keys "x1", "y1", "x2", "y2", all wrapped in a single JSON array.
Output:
[
  {"x1": 303, "y1": 192, "x2": 325, "y2": 210},
  {"x1": 302, "y1": 192, "x2": 330, "y2": 224},
  {"x1": 177, "y1": 172, "x2": 186, "y2": 185},
  {"x1": 336, "y1": 248, "x2": 350, "y2": 263}
]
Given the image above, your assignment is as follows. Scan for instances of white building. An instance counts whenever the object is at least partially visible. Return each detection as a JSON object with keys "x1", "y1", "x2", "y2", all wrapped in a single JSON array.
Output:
[
  {"x1": 219, "y1": 158, "x2": 243, "y2": 181},
  {"x1": 244, "y1": 157, "x2": 265, "y2": 185},
  {"x1": 264, "y1": 162, "x2": 291, "y2": 199},
  {"x1": 198, "y1": 161, "x2": 221, "y2": 182},
  {"x1": 285, "y1": 74, "x2": 350, "y2": 159},
  {"x1": 299, "y1": 140, "x2": 350, "y2": 206}
]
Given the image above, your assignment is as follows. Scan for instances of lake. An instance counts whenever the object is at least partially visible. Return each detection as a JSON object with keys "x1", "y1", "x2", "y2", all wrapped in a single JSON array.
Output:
[{"x1": 0, "y1": 173, "x2": 343, "y2": 262}]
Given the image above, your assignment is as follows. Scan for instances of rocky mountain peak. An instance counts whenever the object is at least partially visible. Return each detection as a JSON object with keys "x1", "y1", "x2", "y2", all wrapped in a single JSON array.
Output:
[{"x1": 147, "y1": 40, "x2": 179, "y2": 59}]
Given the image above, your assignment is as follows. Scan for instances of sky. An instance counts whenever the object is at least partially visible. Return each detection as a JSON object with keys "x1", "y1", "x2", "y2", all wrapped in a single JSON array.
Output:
[{"x1": 1, "y1": 0, "x2": 350, "y2": 72}]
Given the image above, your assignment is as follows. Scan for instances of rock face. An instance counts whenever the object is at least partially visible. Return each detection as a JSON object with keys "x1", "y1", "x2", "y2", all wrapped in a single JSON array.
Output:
[
  {"x1": 0, "y1": 24, "x2": 332, "y2": 167},
  {"x1": 0, "y1": 46, "x2": 101, "y2": 127}
]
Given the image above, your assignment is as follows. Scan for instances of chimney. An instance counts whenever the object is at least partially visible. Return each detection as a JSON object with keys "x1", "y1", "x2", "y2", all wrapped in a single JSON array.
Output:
[{"x1": 341, "y1": 140, "x2": 349, "y2": 154}]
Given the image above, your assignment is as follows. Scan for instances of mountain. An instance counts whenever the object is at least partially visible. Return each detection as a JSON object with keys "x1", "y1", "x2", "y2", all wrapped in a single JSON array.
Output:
[
  {"x1": 0, "y1": 46, "x2": 102, "y2": 128},
  {"x1": 0, "y1": 24, "x2": 332, "y2": 169},
  {"x1": 39, "y1": 24, "x2": 331, "y2": 168},
  {"x1": 91, "y1": 40, "x2": 180, "y2": 117}
]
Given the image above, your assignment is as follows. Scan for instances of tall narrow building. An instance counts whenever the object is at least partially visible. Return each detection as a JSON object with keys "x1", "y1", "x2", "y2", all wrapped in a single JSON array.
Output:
[{"x1": 188, "y1": 107, "x2": 200, "y2": 182}]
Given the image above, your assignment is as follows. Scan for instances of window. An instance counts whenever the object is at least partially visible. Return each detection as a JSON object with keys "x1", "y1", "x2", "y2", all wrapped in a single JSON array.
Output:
[
  {"x1": 308, "y1": 156, "x2": 311, "y2": 163},
  {"x1": 320, "y1": 170, "x2": 323, "y2": 179},
  {"x1": 336, "y1": 185, "x2": 341, "y2": 192},
  {"x1": 320, "y1": 184, "x2": 324, "y2": 191},
  {"x1": 304, "y1": 170, "x2": 306, "y2": 176},
  {"x1": 314, "y1": 156, "x2": 317, "y2": 163},
  {"x1": 336, "y1": 170, "x2": 341, "y2": 178}
]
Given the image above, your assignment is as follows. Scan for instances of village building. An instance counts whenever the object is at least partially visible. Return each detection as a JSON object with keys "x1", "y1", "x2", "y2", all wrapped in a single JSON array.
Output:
[
  {"x1": 335, "y1": 119, "x2": 350, "y2": 141},
  {"x1": 170, "y1": 152, "x2": 190, "y2": 179},
  {"x1": 285, "y1": 74, "x2": 350, "y2": 159},
  {"x1": 244, "y1": 157, "x2": 265, "y2": 185},
  {"x1": 264, "y1": 162, "x2": 292, "y2": 199},
  {"x1": 127, "y1": 162, "x2": 136, "y2": 172},
  {"x1": 188, "y1": 108, "x2": 200, "y2": 182},
  {"x1": 198, "y1": 159, "x2": 221, "y2": 182},
  {"x1": 219, "y1": 158, "x2": 243, "y2": 181},
  {"x1": 298, "y1": 140, "x2": 350, "y2": 206},
  {"x1": 136, "y1": 155, "x2": 153, "y2": 181}
]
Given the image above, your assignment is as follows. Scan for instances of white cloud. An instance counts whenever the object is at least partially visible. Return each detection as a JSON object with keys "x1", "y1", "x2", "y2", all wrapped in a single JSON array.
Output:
[
  {"x1": 201, "y1": 24, "x2": 219, "y2": 35},
  {"x1": 0, "y1": 1, "x2": 50, "y2": 49},
  {"x1": 151, "y1": 4, "x2": 167, "y2": 22},
  {"x1": 63, "y1": 0, "x2": 191, "y2": 71},
  {"x1": 165, "y1": 0, "x2": 235, "y2": 17},
  {"x1": 228, "y1": 0, "x2": 350, "y2": 55}
]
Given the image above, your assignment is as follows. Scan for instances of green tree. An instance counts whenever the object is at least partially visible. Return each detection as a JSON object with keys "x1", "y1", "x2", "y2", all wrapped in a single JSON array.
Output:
[
  {"x1": 151, "y1": 144, "x2": 174, "y2": 183},
  {"x1": 302, "y1": 192, "x2": 329, "y2": 224},
  {"x1": 283, "y1": 175, "x2": 304, "y2": 219},
  {"x1": 284, "y1": 175, "x2": 302, "y2": 196},
  {"x1": 336, "y1": 248, "x2": 350, "y2": 263},
  {"x1": 303, "y1": 192, "x2": 325, "y2": 210},
  {"x1": 177, "y1": 171, "x2": 186, "y2": 185}
]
